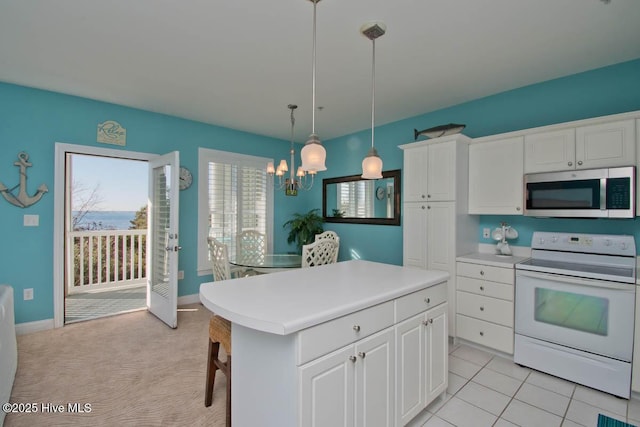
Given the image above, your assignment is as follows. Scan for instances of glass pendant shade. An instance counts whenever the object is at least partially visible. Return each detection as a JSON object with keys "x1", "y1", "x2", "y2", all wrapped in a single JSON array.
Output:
[
  {"x1": 361, "y1": 146, "x2": 383, "y2": 179},
  {"x1": 301, "y1": 133, "x2": 327, "y2": 172}
]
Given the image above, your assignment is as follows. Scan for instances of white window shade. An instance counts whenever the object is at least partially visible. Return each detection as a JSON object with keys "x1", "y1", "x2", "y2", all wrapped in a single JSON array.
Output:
[
  {"x1": 198, "y1": 148, "x2": 273, "y2": 274},
  {"x1": 337, "y1": 180, "x2": 374, "y2": 218}
]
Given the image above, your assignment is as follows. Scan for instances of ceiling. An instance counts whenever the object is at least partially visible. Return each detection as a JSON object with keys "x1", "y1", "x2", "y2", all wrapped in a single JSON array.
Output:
[{"x1": 1, "y1": 0, "x2": 639, "y2": 143}]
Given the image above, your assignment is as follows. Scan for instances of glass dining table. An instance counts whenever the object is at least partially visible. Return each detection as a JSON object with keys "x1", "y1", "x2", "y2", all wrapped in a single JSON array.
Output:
[{"x1": 229, "y1": 253, "x2": 302, "y2": 274}]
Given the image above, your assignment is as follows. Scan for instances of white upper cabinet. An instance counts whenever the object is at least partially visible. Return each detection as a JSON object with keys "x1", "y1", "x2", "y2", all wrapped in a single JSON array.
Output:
[
  {"x1": 403, "y1": 146, "x2": 428, "y2": 202},
  {"x1": 525, "y1": 120, "x2": 635, "y2": 174},
  {"x1": 402, "y1": 139, "x2": 459, "y2": 202},
  {"x1": 468, "y1": 136, "x2": 524, "y2": 215},
  {"x1": 524, "y1": 129, "x2": 576, "y2": 173},
  {"x1": 575, "y1": 119, "x2": 635, "y2": 170}
]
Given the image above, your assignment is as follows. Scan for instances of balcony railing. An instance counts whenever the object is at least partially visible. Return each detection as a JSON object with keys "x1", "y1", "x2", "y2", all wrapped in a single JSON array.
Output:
[{"x1": 67, "y1": 229, "x2": 147, "y2": 295}]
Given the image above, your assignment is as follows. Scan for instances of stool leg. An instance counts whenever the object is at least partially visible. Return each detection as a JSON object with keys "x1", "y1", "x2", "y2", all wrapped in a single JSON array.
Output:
[
  {"x1": 205, "y1": 340, "x2": 220, "y2": 407},
  {"x1": 226, "y1": 355, "x2": 231, "y2": 427}
]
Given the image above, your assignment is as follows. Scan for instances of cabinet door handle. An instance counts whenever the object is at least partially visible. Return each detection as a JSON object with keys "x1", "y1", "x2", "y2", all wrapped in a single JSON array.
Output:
[
  {"x1": 479, "y1": 286, "x2": 484, "y2": 291},
  {"x1": 429, "y1": 318, "x2": 433, "y2": 324},
  {"x1": 421, "y1": 194, "x2": 426, "y2": 199},
  {"x1": 568, "y1": 161, "x2": 573, "y2": 167},
  {"x1": 516, "y1": 207, "x2": 521, "y2": 211},
  {"x1": 421, "y1": 205, "x2": 425, "y2": 210},
  {"x1": 479, "y1": 331, "x2": 484, "y2": 336},
  {"x1": 480, "y1": 306, "x2": 484, "y2": 311},
  {"x1": 427, "y1": 194, "x2": 431, "y2": 198},
  {"x1": 423, "y1": 318, "x2": 433, "y2": 325},
  {"x1": 349, "y1": 355, "x2": 357, "y2": 363},
  {"x1": 353, "y1": 325, "x2": 361, "y2": 332},
  {"x1": 578, "y1": 160, "x2": 583, "y2": 166},
  {"x1": 480, "y1": 270, "x2": 484, "y2": 276},
  {"x1": 424, "y1": 297, "x2": 431, "y2": 304},
  {"x1": 427, "y1": 205, "x2": 431, "y2": 209},
  {"x1": 358, "y1": 352, "x2": 366, "y2": 359}
]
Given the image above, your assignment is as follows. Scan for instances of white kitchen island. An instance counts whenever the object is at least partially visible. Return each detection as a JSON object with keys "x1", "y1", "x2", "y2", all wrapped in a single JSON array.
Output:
[{"x1": 199, "y1": 260, "x2": 449, "y2": 427}]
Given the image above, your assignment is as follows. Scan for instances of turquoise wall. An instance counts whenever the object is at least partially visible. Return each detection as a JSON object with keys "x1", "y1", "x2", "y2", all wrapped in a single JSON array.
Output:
[
  {"x1": 322, "y1": 58, "x2": 640, "y2": 264},
  {"x1": 2, "y1": 57, "x2": 640, "y2": 325},
  {"x1": 0, "y1": 83, "x2": 310, "y2": 324}
]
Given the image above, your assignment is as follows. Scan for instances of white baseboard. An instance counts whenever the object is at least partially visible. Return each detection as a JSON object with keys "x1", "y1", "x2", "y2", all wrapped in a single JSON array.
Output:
[
  {"x1": 15, "y1": 319, "x2": 54, "y2": 335},
  {"x1": 178, "y1": 293, "x2": 201, "y2": 306}
]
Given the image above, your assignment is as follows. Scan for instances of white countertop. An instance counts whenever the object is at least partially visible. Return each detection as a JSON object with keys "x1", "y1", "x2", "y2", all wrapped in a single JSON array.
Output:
[
  {"x1": 199, "y1": 260, "x2": 449, "y2": 336},
  {"x1": 456, "y1": 252, "x2": 529, "y2": 268}
]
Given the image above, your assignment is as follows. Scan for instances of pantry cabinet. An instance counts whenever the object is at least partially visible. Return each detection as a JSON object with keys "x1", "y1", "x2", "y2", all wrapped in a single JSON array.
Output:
[
  {"x1": 524, "y1": 120, "x2": 635, "y2": 173},
  {"x1": 400, "y1": 135, "x2": 478, "y2": 337},
  {"x1": 468, "y1": 136, "x2": 524, "y2": 215}
]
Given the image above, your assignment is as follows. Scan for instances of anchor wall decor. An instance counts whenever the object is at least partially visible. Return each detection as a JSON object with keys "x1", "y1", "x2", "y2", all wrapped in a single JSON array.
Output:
[{"x1": 0, "y1": 152, "x2": 48, "y2": 208}]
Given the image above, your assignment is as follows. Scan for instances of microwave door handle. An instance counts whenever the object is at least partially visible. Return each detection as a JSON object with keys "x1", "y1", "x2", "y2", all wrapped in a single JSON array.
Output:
[{"x1": 600, "y1": 178, "x2": 607, "y2": 210}]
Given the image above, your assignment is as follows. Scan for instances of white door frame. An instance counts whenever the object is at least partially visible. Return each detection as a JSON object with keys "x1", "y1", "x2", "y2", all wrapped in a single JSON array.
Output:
[{"x1": 53, "y1": 143, "x2": 156, "y2": 328}]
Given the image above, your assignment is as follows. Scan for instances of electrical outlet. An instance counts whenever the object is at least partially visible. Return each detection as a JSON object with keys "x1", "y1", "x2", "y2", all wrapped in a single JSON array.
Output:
[
  {"x1": 178, "y1": 270, "x2": 184, "y2": 280},
  {"x1": 483, "y1": 228, "x2": 490, "y2": 239},
  {"x1": 24, "y1": 288, "x2": 34, "y2": 300}
]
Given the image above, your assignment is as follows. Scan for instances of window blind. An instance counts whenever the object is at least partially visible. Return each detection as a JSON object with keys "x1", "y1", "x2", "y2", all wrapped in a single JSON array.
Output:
[{"x1": 337, "y1": 180, "x2": 375, "y2": 217}]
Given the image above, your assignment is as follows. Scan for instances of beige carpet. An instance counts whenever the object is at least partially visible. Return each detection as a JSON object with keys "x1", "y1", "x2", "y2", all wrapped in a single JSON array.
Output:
[{"x1": 6, "y1": 304, "x2": 227, "y2": 427}]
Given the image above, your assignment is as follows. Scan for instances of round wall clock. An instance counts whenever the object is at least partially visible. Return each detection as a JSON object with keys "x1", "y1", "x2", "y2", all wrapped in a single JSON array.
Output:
[
  {"x1": 376, "y1": 186, "x2": 386, "y2": 200},
  {"x1": 179, "y1": 166, "x2": 193, "y2": 190}
]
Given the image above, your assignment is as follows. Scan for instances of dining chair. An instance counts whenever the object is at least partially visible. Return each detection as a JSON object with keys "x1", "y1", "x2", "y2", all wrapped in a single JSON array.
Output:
[
  {"x1": 205, "y1": 237, "x2": 233, "y2": 427},
  {"x1": 236, "y1": 230, "x2": 266, "y2": 262},
  {"x1": 314, "y1": 231, "x2": 340, "y2": 262},
  {"x1": 301, "y1": 239, "x2": 340, "y2": 268}
]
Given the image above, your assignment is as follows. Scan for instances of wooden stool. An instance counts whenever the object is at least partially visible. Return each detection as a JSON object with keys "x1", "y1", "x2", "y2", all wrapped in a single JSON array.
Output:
[{"x1": 205, "y1": 315, "x2": 232, "y2": 427}]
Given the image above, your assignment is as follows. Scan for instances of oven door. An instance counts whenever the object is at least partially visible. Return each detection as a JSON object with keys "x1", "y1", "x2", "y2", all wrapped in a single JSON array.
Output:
[{"x1": 515, "y1": 270, "x2": 635, "y2": 361}]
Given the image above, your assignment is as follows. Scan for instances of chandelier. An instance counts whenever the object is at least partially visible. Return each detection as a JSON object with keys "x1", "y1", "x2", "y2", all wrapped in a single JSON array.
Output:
[
  {"x1": 361, "y1": 22, "x2": 386, "y2": 179},
  {"x1": 267, "y1": 104, "x2": 315, "y2": 196}
]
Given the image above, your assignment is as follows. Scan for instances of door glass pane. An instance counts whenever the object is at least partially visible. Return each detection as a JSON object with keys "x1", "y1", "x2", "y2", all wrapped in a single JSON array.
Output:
[
  {"x1": 151, "y1": 165, "x2": 171, "y2": 297},
  {"x1": 534, "y1": 287, "x2": 609, "y2": 336}
]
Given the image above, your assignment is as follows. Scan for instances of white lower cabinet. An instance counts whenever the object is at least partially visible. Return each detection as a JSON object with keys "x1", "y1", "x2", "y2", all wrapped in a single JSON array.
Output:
[
  {"x1": 300, "y1": 327, "x2": 395, "y2": 427},
  {"x1": 299, "y1": 289, "x2": 448, "y2": 427},
  {"x1": 395, "y1": 303, "x2": 448, "y2": 426},
  {"x1": 455, "y1": 261, "x2": 515, "y2": 354}
]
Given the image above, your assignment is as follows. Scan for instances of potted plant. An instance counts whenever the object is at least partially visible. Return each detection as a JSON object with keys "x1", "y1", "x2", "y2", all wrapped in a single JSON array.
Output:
[{"x1": 283, "y1": 208, "x2": 324, "y2": 251}]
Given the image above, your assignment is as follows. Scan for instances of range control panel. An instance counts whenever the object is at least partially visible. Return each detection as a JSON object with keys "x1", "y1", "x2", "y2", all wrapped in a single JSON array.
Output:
[{"x1": 531, "y1": 231, "x2": 636, "y2": 256}]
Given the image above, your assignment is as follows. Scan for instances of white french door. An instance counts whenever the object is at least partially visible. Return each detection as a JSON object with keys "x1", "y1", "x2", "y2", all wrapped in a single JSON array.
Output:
[{"x1": 147, "y1": 151, "x2": 180, "y2": 328}]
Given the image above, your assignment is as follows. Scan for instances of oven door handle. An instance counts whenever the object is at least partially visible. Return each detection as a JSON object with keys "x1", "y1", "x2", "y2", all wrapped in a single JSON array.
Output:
[{"x1": 516, "y1": 270, "x2": 635, "y2": 291}]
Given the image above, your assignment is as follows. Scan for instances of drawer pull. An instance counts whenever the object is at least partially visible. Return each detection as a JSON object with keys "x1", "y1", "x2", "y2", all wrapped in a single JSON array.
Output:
[
  {"x1": 424, "y1": 297, "x2": 431, "y2": 304},
  {"x1": 479, "y1": 331, "x2": 484, "y2": 336},
  {"x1": 479, "y1": 286, "x2": 484, "y2": 291},
  {"x1": 358, "y1": 352, "x2": 366, "y2": 359},
  {"x1": 480, "y1": 306, "x2": 484, "y2": 311},
  {"x1": 353, "y1": 325, "x2": 361, "y2": 332},
  {"x1": 349, "y1": 355, "x2": 357, "y2": 363},
  {"x1": 480, "y1": 270, "x2": 485, "y2": 276}
]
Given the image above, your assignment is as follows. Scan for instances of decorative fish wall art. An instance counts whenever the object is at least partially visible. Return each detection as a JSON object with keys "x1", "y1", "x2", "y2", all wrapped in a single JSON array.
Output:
[{"x1": 414, "y1": 123, "x2": 466, "y2": 140}]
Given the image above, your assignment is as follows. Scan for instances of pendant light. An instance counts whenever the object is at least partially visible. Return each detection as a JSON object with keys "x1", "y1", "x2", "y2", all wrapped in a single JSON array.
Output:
[
  {"x1": 300, "y1": 0, "x2": 327, "y2": 172},
  {"x1": 361, "y1": 22, "x2": 386, "y2": 180}
]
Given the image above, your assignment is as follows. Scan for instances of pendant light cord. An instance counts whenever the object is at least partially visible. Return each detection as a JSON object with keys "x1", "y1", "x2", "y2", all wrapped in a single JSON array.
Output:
[
  {"x1": 311, "y1": 0, "x2": 317, "y2": 135},
  {"x1": 371, "y1": 38, "x2": 376, "y2": 149}
]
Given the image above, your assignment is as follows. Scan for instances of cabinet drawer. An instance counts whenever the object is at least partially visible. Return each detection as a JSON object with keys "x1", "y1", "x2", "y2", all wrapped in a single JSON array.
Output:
[
  {"x1": 456, "y1": 314, "x2": 514, "y2": 354},
  {"x1": 297, "y1": 301, "x2": 394, "y2": 365},
  {"x1": 456, "y1": 291, "x2": 513, "y2": 327},
  {"x1": 395, "y1": 281, "x2": 447, "y2": 322},
  {"x1": 456, "y1": 276, "x2": 513, "y2": 301},
  {"x1": 456, "y1": 262, "x2": 514, "y2": 284}
]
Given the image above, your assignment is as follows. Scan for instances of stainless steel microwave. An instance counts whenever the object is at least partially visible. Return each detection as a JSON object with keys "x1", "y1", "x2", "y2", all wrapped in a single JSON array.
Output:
[{"x1": 524, "y1": 166, "x2": 635, "y2": 218}]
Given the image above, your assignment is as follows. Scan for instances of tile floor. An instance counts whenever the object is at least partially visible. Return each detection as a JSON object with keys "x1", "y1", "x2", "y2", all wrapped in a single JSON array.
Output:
[{"x1": 414, "y1": 343, "x2": 640, "y2": 427}]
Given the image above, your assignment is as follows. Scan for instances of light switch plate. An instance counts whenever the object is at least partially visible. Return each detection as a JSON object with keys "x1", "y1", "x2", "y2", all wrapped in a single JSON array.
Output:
[{"x1": 24, "y1": 214, "x2": 39, "y2": 227}]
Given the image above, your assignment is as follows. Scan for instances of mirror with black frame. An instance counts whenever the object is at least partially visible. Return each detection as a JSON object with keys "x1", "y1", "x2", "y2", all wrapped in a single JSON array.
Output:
[{"x1": 322, "y1": 169, "x2": 401, "y2": 225}]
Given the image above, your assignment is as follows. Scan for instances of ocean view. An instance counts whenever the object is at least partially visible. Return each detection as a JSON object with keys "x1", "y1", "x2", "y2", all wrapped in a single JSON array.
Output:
[{"x1": 73, "y1": 211, "x2": 137, "y2": 230}]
